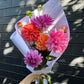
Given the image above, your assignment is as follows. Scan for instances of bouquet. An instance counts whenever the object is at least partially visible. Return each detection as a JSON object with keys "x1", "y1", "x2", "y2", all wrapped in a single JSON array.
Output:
[{"x1": 10, "y1": 0, "x2": 70, "y2": 83}]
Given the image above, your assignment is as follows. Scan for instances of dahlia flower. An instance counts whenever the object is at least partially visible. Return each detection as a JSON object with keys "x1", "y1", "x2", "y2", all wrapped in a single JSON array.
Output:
[
  {"x1": 24, "y1": 50, "x2": 43, "y2": 68},
  {"x1": 31, "y1": 14, "x2": 53, "y2": 29},
  {"x1": 21, "y1": 23, "x2": 40, "y2": 42},
  {"x1": 35, "y1": 33, "x2": 49, "y2": 51},
  {"x1": 45, "y1": 29, "x2": 68, "y2": 53}
]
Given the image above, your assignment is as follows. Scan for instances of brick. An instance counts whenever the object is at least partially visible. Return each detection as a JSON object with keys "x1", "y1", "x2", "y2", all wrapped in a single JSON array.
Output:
[
  {"x1": 64, "y1": 44, "x2": 84, "y2": 55},
  {"x1": 58, "y1": 54, "x2": 82, "y2": 64},
  {"x1": 10, "y1": 7, "x2": 21, "y2": 16},
  {"x1": 0, "y1": 69, "x2": 25, "y2": 82},
  {"x1": 0, "y1": 0, "x2": 11, "y2": 9},
  {"x1": 0, "y1": 17, "x2": 11, "y2": 24},
  {"x1": 0, "y1": 33, "x2": 1, "y2": 38},
  {"x1": 0, "y1": 24, "x2": 15, "y2": 32},
  {"x1": 0, "y1": 17, "x2": 3, "y2": 24},
  {"x1": 26, "y1": 0, "x2": 48, "y2": 6},
  {"x1": 0, "y1": 9, "x2": 3, "y2": 17},
  {"x1": 0, "y1": 16, "x2": 18, "y2": 25},
  {"x1": 4, "y1": 24, "x2": 15, "y2": 32},
  {"x1": 1, "y1": 32, "x2": 12, "y2": 40},
  {"x1": 52, "y1": 62, "x2": 84, "y2": 78},
  {"x1": 0, "y1": 49, "x2": 3, "y2": 56},
  {"x1": 12, "y1": 0, "x2": 26, "y2": 7},
  {"x1": 0, "y1": 25, "x2": 3, "y2": 32},
  {"x1": 11, "y1": 0, "x2": 48, "y2": 7},
  {"x1": 0, "y1": 76, "x2": 19, "y2": 84},
  {"x1": 0, "y1": 39, "x2": 1, "y2": 48},
  {"x1": 65, "y1": 10, "x2": 84, "y2": 22},
  {"x1": 8, "y1": 48, "x2": 23, "y2": 58},
  {"x1": 1, "y1": 47, "x2": 23, "y2": 58},
  {"x1": 0, "y1": 56, "x2": 4, "y2": 63},
  {"x1": 5, "y1": 56, "x2": 22, "y2": 65},
  {"x1": 0, "y1": 40, "x2": 13, "y2": 48},
  {"x1": 21, "y1": 6, "x2": 34, "y2": 15},
  {"x1": 70, "y1": 33, "x2": 84, "y2": 43},
  {"x1": 0, "y1": 76, "x2": 3, "y2": 84},
  {"x1": 69, "y1": 22, "x2": 84, "y2": 33},
  {"x1": 11, "y1": 15, "x2": 25, "y2": 24},
  {"x1": 10, "y1": 6, "x2": 33, "y2": 16},
  {"x1": 49, "y1": 72, "x2": 84, "y2": 84},
  {"x1": 0, "y1": 62, "x2": 30, "y2": 75},
  {"x1": 3, "y1": 8, "x2": 12, "y2": 16},
  {"x1": 3, "y1": 6, "x2": 33, "y2": 16},
  {"x1": 0, "y1": 56, "x2": 22, "y2": 65}
]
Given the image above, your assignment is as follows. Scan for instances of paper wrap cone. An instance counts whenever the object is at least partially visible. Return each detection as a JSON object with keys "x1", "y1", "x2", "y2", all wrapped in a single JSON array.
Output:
[{"x1": 10, "y1": 0, "x2": 70, "y2": 74}]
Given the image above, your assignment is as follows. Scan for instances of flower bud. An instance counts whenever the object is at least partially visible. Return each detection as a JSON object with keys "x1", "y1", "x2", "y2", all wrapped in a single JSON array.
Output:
[
  {"x1": 26, "y1": 11, "x2": 32, "y2": 18},
  {"x1": 61, "y1": 25, "x2": 67, "y2": 33},
  {"x1": 17, "y1": 22, "x2": 23, "y2": 27},
  {"x1": 38, "y1": 5, "x2": 43, "y2": 9}
]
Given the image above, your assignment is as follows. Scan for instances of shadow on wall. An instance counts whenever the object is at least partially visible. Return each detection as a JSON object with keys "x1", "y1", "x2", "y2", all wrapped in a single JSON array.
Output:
[{"x1": 0, "y1": 0, "x2": 84, "y2": 83}]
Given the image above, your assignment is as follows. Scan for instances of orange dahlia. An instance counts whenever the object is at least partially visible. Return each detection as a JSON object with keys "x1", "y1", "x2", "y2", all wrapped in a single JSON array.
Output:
[
  {"x1": 21, "y1": 23, "x2": 40, "y2": 42},
  {"x1": 35, "y1": 33, "x2": 49, "y2": 51}
]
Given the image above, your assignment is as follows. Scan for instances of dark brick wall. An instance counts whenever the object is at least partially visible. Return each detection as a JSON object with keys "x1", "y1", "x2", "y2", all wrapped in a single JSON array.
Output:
[{"x1": 0, "y1": 0, "x2": 84, "y2": 84}]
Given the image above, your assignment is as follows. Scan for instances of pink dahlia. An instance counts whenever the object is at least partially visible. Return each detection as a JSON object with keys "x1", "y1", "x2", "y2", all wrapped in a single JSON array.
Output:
[
  {"x1": 24, "y1": 50, "x2": 43, "y2": 68},
  {"x1": 21, "y1": 23, "x2": 40, "y2": 42},
  {"x1": 45, "y1": 29, "x2": 69, "y2": 53},
  {"x1": 31, "y1": 14, "x2": 53, "y2": 29}
]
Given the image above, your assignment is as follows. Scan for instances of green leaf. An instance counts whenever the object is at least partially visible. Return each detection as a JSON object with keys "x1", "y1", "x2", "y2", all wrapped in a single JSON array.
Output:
[
  {"x1": 46, "y1": 76, "x2": 51, "y2": 84},
  {"x1": 34, "y1": 58, "x2": 48, "y2": 70},
  {"x1": 39, "y1": 77, "x2": 43, "y2": 84},
  {"x1": 44, "y1": 75, "x2": 51, "y2": 84},
  {"x1": 40, "y1": 74, "x2": 52, "y2": 84},
  {"x1": 46, "y1": 56, "x2": 56, "y2": 61}
]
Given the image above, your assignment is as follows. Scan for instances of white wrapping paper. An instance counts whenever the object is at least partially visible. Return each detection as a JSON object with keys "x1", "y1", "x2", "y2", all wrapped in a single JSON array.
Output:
[{"x1": 10, "y1": 0, "x2": 70, "y2": 74}]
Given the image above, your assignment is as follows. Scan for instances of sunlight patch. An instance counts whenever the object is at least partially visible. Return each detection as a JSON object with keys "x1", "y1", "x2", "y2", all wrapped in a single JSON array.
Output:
[
  {"x1": 72, "y1": 1, "x2": 84, "y2": 11},
  {"x1": 6, "y1": 25, "x2": 13, "y2": 32},
  {"x1": 3, "y1": 46, "x2": 14, "y2": 55},
  {"x1": 69, "y1": 57, "x2": 84, "y2": 68},
  {"x1": 5, "y1": 42, "x2": 10, "y2": 47},
  {"x1": 74, "y1": 19, "x2": 83, "y2": 24}
]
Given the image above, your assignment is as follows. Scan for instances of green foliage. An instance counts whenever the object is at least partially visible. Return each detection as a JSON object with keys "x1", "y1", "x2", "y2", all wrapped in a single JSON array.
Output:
[
  {"x1": 34, "y1": 50, "x2": 56, "y2": 70},
  {"x1": 39, "y1": 77, "x2": 43, "y2": 84},
  {"x1": 38, "y1": 74, "x2": 52, "y2": 84},
  {"x1": 34, "y1": 58, "x2": 48, "y2": 70},
  {"x1": 46, "y1": 56, "x2": 56, "y2": 61},
  {"x1": 45, "y1": 75, "x2": 51, "y2": 84}
]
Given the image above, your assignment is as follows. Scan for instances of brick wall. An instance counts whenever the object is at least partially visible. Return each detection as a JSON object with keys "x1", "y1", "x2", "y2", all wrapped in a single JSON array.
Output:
[{"x1": 0, "y1": 0, "x2": 84, "y2": 84}]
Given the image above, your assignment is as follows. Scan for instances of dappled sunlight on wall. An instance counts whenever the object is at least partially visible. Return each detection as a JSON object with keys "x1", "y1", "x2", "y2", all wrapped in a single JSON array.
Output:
[
  {"x1": 69, "y1": 57, "x2": 84, "y2": 68},
  {"x1": 0, "y1": 0, "x2": 84, "y2": 83},
  {"x1": 3, "y1": 46, "x2": 14, "y2": 55}
]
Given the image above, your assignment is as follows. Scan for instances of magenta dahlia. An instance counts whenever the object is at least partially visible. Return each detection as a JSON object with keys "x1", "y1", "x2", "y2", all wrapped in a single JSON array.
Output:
[
  {"x1": 31, "y1": 14, "x2": 53, "y2": 29},
  {"x1": 24, "y1": 50, "x2": 43, "y2": 68},
  {"x1": 45, "y1": 29, "x2": 69, "y2": 53}
]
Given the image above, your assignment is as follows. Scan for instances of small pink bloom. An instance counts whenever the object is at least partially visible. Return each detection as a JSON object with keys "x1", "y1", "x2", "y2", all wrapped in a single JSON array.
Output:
[
  {"x1": 24, "y1": 50, "x2": 43, "y2": 68},
  {"x1": 31, "y1": 14, "x2": 53, "y2": 29},
  {"x1": 45, "y1": 29, "x2": 69, "y2": 53}
]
